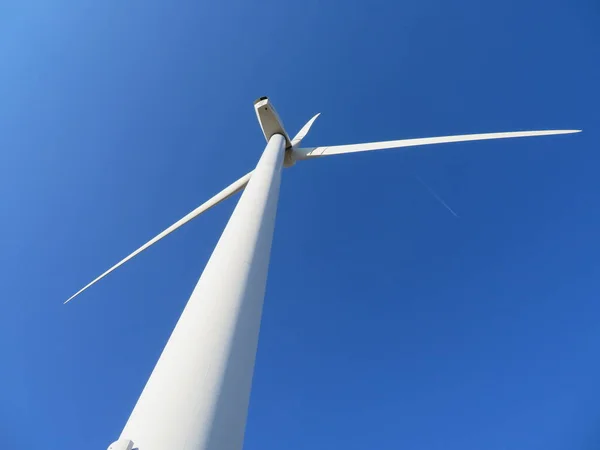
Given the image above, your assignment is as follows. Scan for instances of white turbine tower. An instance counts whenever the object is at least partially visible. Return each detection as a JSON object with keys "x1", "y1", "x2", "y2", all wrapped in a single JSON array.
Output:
[{"x1": 65, "y1": 97, "x2": 580, "y2": 450}]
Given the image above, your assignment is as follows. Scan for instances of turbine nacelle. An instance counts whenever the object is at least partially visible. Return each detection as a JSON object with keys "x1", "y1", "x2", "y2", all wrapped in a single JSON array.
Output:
[
  {"x1": 254, "y1": 97, "x2": 292, "y2": 148},
  {"x1": 254, "y1": 96, "x2": 322, "y2": 167}
]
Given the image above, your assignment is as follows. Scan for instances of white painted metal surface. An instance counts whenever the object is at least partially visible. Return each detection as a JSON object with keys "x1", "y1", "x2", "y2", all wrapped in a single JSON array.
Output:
[
  {"x1": 254, "y1": 97, "x2": 291, "y2": 147},
  {"x1": 107, "y1": 439, "x2": 134, "y2": 450},
  {"x1": 117, "y1": 134, "x2": 285, "y2": 449}
]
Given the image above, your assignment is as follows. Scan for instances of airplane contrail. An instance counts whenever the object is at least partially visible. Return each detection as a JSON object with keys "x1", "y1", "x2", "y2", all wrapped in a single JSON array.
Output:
[{"x1": 414, "y1": 174, "x2": 459, "y2": 218}]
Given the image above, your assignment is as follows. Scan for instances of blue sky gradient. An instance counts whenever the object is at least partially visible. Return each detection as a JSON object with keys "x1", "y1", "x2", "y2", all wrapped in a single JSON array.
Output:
[{"x1": 1, "y1": 0, "x2": 599, "y2": 448}]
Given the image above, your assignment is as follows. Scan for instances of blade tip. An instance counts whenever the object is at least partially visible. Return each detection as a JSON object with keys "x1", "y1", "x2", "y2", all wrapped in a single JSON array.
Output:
[{"x1": 64, "y1": 293, "x2": 80, "y2": 305}]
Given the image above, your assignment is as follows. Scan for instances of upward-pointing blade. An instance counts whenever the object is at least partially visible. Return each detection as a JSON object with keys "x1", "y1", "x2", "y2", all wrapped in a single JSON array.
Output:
[
  {"x1": 291, "y1": 113, "x2": 321, "y2": 147},
  {"x1": 64, "y1": 171, "x2": 253, "y2": 304},
  {"x1": 293, "y1": 129, "x2": 581, "y2": 159}
]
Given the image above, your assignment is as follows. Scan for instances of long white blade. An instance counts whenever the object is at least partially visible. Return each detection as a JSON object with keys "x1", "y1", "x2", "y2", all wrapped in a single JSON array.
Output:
[
  {"x1": 64, "y1": 171, "x2": 253, "y2": 304},
  {"x1": 294, "y1": 129, "x2": 581, "y2": 159},
  {"x1": 291, "y1": 113, "x2": 321, "y2": 147}
]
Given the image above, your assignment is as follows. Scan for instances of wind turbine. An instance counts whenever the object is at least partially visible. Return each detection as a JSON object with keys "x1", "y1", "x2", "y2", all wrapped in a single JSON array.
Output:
[{"x1": 66, "y1": 97, "x2": 580, "y2": 450}]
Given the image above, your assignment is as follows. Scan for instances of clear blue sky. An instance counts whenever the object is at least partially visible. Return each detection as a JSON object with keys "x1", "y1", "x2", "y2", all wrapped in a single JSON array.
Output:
[{"x1": 1, "y1": 0, "x2": 598, "y2": 448}]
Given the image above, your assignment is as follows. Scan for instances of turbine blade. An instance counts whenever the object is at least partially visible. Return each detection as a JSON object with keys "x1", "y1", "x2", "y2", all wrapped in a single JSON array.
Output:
[
  {"x1": 291, "y1": 113, "x2": 321, "y2": 147},
  {"x1": 294, "y1": 129, "x2": 581, "y2": 159},
  {"x1": 64, "y1": 171, "x2": 253, "y2": 304}
]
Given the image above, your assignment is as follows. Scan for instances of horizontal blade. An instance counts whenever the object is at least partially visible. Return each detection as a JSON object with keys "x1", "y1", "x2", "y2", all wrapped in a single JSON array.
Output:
[
  {"x1": 291, "y1": 113, "x2": 321, "y2": 147},
  {"x1": 294, "y1": 129, "x2": 581, "y2": 159},
  {"x1": 64, "y1": 171, "x2": 253, "y2": 304}
]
